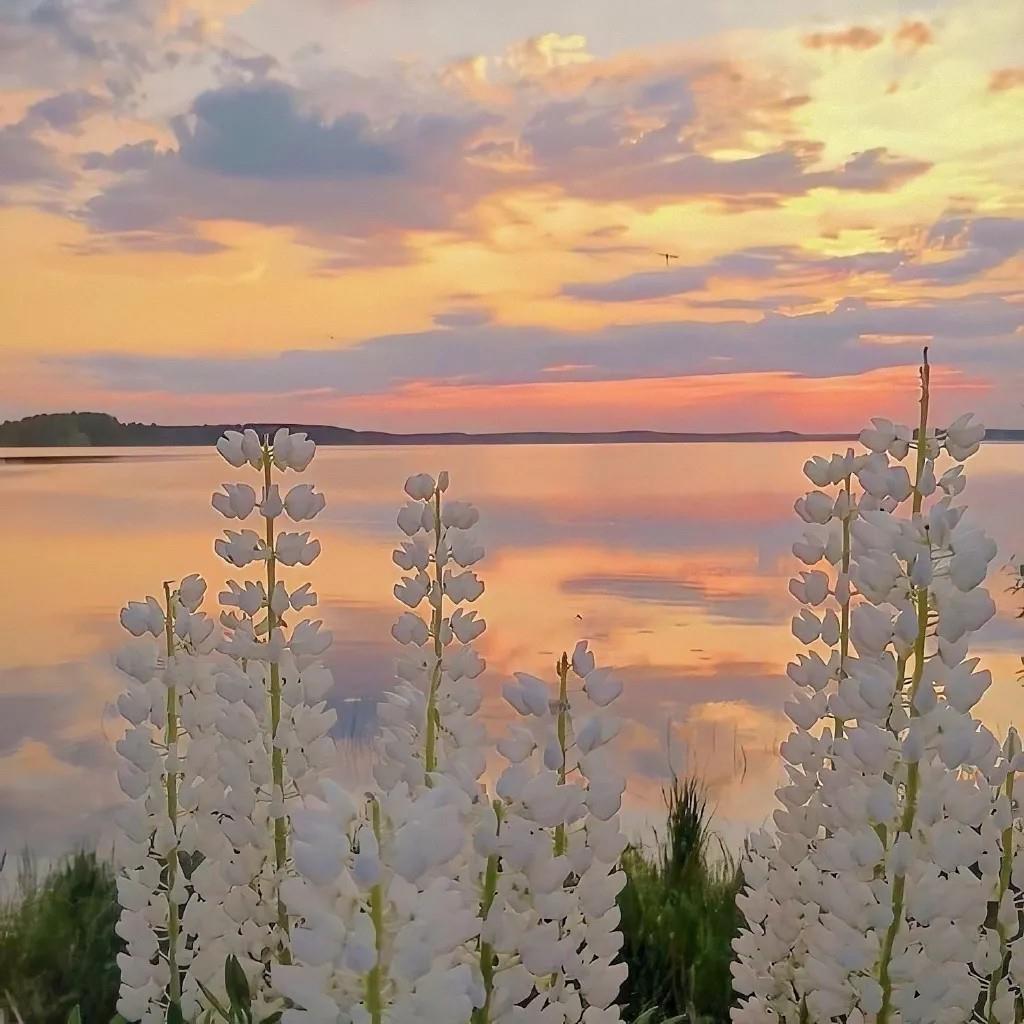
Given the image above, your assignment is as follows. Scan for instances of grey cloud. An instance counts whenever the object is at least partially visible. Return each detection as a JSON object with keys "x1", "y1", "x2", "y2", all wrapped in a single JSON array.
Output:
[
  {"x1": 26, "y1": 88, "x2": 107, "y2": 132},
  {"x1": 0, "y1": 121, "x2": 69, "y2": 187},
  {"x1": 28, "y1": 0, "x2": 106, "y2": 61},
  {"x1": 80, "y1": 81, "x2": 494, "y2": 250},
  {"x1": 81, "y1": 139, "x2": 160, "y2": 172},
  {"x1": 689, "y1": 294, "x2": 823, "y2": 310},
  {"x1": 175, "y1": 82, "x2": 404, "y2": 180},
  {"x1": 523, "y1": 86, "x2": 929, "y2": 206},
  {"x1": 564, "y1": 266, "x2": 708, "y2": 301},
  {"x1": 894, "y1": 216, "x2": 1024, "y2": 284},
  {"x1": 433, "y1": 307, "x2": 494, "y2": 328},
  {"x1": 562, "y1": 244, "x2": 907, "y2": 302},
  {"x1": 56, "y1": 294, "x2": 1023, "y2": 398}
]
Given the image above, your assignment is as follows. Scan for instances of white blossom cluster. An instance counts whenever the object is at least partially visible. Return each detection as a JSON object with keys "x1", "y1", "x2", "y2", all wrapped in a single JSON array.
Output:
[
  {"x1": 114, "y1": 575, "x2": 219, "y2": 1022},
  {"x1": 484, "y1": 641, "x2": 629, "y2": 1024},
  {"x1": 113, "y1": 428, "x2": 338, "y2": 1021},
  {"x1": 113, "y1": 449, "x2": 632, "y2": 1023},
  {"x1": 275, "y1": 474, "x2": 630, "y2": 1024},
  {"x1": 206, "y1": 428, "x2": 338, "y2": 982},
  {"x1": 731, "y1": 358, "x2": 1024, "y2": 1023},
  {"x1": 273, "y1": 471, "x2": 489, "y2": 1023}
]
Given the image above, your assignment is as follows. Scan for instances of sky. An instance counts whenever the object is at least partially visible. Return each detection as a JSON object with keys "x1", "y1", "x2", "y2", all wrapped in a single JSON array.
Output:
[{"x1": 0, "y1": 0, "x2": 1021, "y2": 433}]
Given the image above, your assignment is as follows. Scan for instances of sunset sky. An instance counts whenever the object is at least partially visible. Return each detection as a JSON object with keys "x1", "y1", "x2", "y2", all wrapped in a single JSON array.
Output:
[{"x1": 1, "y1": 0, "x2": 1021, "y2": 432}]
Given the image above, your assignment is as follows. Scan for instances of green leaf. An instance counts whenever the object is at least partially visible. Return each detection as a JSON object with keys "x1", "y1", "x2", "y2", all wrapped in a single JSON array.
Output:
[
  {"x1": 110, "y1": 1016, "x2": 129, "y2": 1024},
  {"x1": 224, "y1": 955, "x2": 253, "y2": 1024},
  {"x1": 167, "y1": 1002, "x2": 185, "y2": 1024},
  {"x1": 67, "y1": 1007, "x2": 82, "y2": 1024},
  {"x1": 197, "y1": 980, "x2": 233, "y2": 1023}
]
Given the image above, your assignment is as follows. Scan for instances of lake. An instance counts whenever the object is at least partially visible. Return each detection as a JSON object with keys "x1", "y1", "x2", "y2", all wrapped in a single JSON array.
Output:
[{"x1": 1, "y1": 441, "x2": 1021, "y2": 857}]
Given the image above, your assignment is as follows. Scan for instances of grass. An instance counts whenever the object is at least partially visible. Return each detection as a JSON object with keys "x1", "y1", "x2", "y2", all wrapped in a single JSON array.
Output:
[
  {"x1": 617, "y1": 778, "x2": 742, "y2": 1023},
  {"x1": 0, "y1": 778, "x2": 740, "y2": 1023},
  {"x1": 0, "y1": 850, "x2": 122, "y2": 1024}
]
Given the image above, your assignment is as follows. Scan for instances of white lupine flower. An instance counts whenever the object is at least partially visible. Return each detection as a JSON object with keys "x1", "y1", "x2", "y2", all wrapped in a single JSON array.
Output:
[
  {"x1": 284, "y1": 483, "x2": 326, "y2": 521},
  {"x1": 451, "y1": 607, "x2": 486, "y2": 643},
  {"x1": 215, "y1": 529, "x2": 268, "y2": 567},
  {"x1": 289, "y1": 620, "x2": 332, "y2": 659},
  {"x1": 795, "y1": 490, "x2": 834, "y2": 525},
  {"x1": 120, "y1": 597, "x2": 165, "y2": 637},
  {"x1": 240, "y1": 428, "x2": 264, "y2": 468},
  {"x1": 289, "y1": 582, "x2": 318, "y2": 610},
  {"x1": 260, "y1": 482, "x2": 285, "y2": 519},
  {"x1": 859, "y1": 416, "x2": 898, "y2": 453},
  {"x1": 392, "y1": 611, "x2": 429, "y2": 646},
  {"x1": 275, "y1": 531, "x2": 321, "y2": 566},
  {"x1": 444, "y1": 569, "x2": 485, "y2": 603},
  {"x1": 485, "y1": 643, "x2": 627, "y2": 1022},
  {"x1": 731, "y1": 358, "x2": 1018, "y2": 1024},
  {"x1": 114, "y1": 576, "x2": 236, "y2": 1022},
  {"x1": 212, "y1": 482, "x2": 258, "y2": 519},
  {"x1": 216, "y1": 430, "x2": 247, "y2": 467},
  {"x1": 404, "y1": 472, "x2": 436, "y2": 500},
  {"x1": 945, "y1": 412, "x2": 986, "y2": 460},
  {"x1": 205, "y1": 428, "x2": 336, "y2": 1004}
]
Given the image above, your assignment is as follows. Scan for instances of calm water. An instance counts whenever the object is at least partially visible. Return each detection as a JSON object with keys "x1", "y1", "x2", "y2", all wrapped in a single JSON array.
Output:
[{"x1": 1, "y1": 442, "x2": 1021, "y2": 855}]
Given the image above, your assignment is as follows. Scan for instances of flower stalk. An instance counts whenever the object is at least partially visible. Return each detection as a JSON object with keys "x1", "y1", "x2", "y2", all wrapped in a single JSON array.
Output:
[{"x1": 162, "y1": 582, "x2": 182, "y2": 1011}]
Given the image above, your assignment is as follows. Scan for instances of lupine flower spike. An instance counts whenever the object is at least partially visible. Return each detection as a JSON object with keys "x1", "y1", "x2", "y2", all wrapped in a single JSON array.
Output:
[
  {"x1": 209, "y1": 428, "x2": 336, "y2": 1001},
  {"x1": 114, "y1": 575, "x2": 219, "y2": 1022},
  {"x1": 732, "y1": 352, "x2": 1013, "y2": 1023}
]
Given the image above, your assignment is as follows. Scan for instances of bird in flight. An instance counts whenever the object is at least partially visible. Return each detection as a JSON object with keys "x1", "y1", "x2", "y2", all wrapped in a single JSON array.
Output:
[{"x1": 657, "y1": 252, "x2": 680, "y2": 267}]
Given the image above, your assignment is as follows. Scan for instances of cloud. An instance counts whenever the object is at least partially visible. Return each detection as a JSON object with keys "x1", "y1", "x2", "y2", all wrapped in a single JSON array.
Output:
[
  {"x1": 81, "y1": 139, "x2": 160, "y2": 172},
  {"x1": 895, "y1": 216, "x2": 1024, "y2": 284},
  {"x1": 562, "y1": 214, "x2": 1024, "y2": 303},
  {"x1": 56, "y1": 294, "x2": 1023, "y2": 403},
  {"x1": 989, "y1": 68, "x2": 1024, "y2": 92},
  {"x1": 80, "y1": 80, "x2": 494, "y2": 250},
  {"x1": 433, "y1": 307, "x2": 494, "y2": 328},
  {"x1": 176, "y1": 81, "x2": 404, "y2": 180},
  {"x1": 562, "y1": 243, "x2": 906, "y2": 302},
  {"x1": 27, "y1": 0, "x2": 106, "y2": 61},
  {"x1": 522, "y1": 86, "x2": 929, "y2": 205},
  {"x1": 564, "y1": 266, "x2": 708, "y2": 301},
  {"x1": 0, "y1": 121, "x2": 69, "y2": 187},
  {"x1": 894, "y1": 20, "x2": 933, "y2": 51},
  {"x1": 802, "y1": 26, "x2": 883, "y2": 50},
  {"x1": 25, "y1": 89, "x2": 108, "y2": 132}
]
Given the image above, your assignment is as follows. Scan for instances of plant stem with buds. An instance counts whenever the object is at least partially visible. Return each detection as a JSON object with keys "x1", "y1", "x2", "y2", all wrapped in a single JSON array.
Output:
[
  {"x1": 263, "y1": 446, "x2": 290, "y2": 962},
  {"x1": 162, "y1": 582, "x2": 181, "y2": 1010}
]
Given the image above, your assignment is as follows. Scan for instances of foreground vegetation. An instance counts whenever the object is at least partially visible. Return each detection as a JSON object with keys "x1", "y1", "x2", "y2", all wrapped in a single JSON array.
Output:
[
  {"x1": 0, "y1": 852, "x2": 121, "y2": 1024},
  {"x1": 618, "y1": 780, "x2": 741, "y2": 1023},
  {"x1": 0, "y1": 780, "x2": 738, "y2": 1024}
]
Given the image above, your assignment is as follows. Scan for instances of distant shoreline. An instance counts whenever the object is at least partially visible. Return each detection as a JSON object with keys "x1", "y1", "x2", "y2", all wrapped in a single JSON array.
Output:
[{"x1": 1, "y1": 412, "x2": 1021, "y2": 449}]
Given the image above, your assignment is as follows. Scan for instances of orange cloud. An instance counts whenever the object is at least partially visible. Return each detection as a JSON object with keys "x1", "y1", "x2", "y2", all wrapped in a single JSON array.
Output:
[
  {"x1": 989, "y1": 68, "x2": 1024, "y2": 92},
  {"x1": 802, "y1": 26, "x2": 883, "y2": 51},
  {"x1": 894, "y1": 21, "x2": 934, "y2": 51}
]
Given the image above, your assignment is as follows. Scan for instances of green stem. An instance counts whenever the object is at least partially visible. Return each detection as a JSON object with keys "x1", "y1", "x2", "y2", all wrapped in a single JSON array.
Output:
[
  {"x1": 424, "y1": 487, "x2": 443, "y2": 783},
  {"x1": 835, "y1": 469, "x2": 852, "y2": 741},
  {"x1": 987, "y1": 769, "x2": 1017, "y2": 1024},
  {"x1": 878, "y1": 353, "x2": 932, "y2": 1024},
  {"x1": 162, "y1": 583, "x2": 181, "y2": 1011},
  {"x1": 263, "y1": 446, "x2": 291, "y2": 963},
  {"x1": 553, "y1": 653, "x2": 570, "y2": 858},
  {"x1": 365, "y1": 797, "x2": 384, "y2": 1024},
  {"x1": 912, "y1": 350, "x2": 930, "y2": 517},
  {"x1": 472, "y1": 801, "x2": 504, "y2": 1024},
  {"x1": 547, "y1": 653, "x2": 572, "y2": 995}
]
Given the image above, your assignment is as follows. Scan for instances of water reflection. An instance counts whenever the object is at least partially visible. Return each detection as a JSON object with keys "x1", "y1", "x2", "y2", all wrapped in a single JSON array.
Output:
[{"x1": 0, "y1": 442, "x2": 1020, "y2": 854}]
